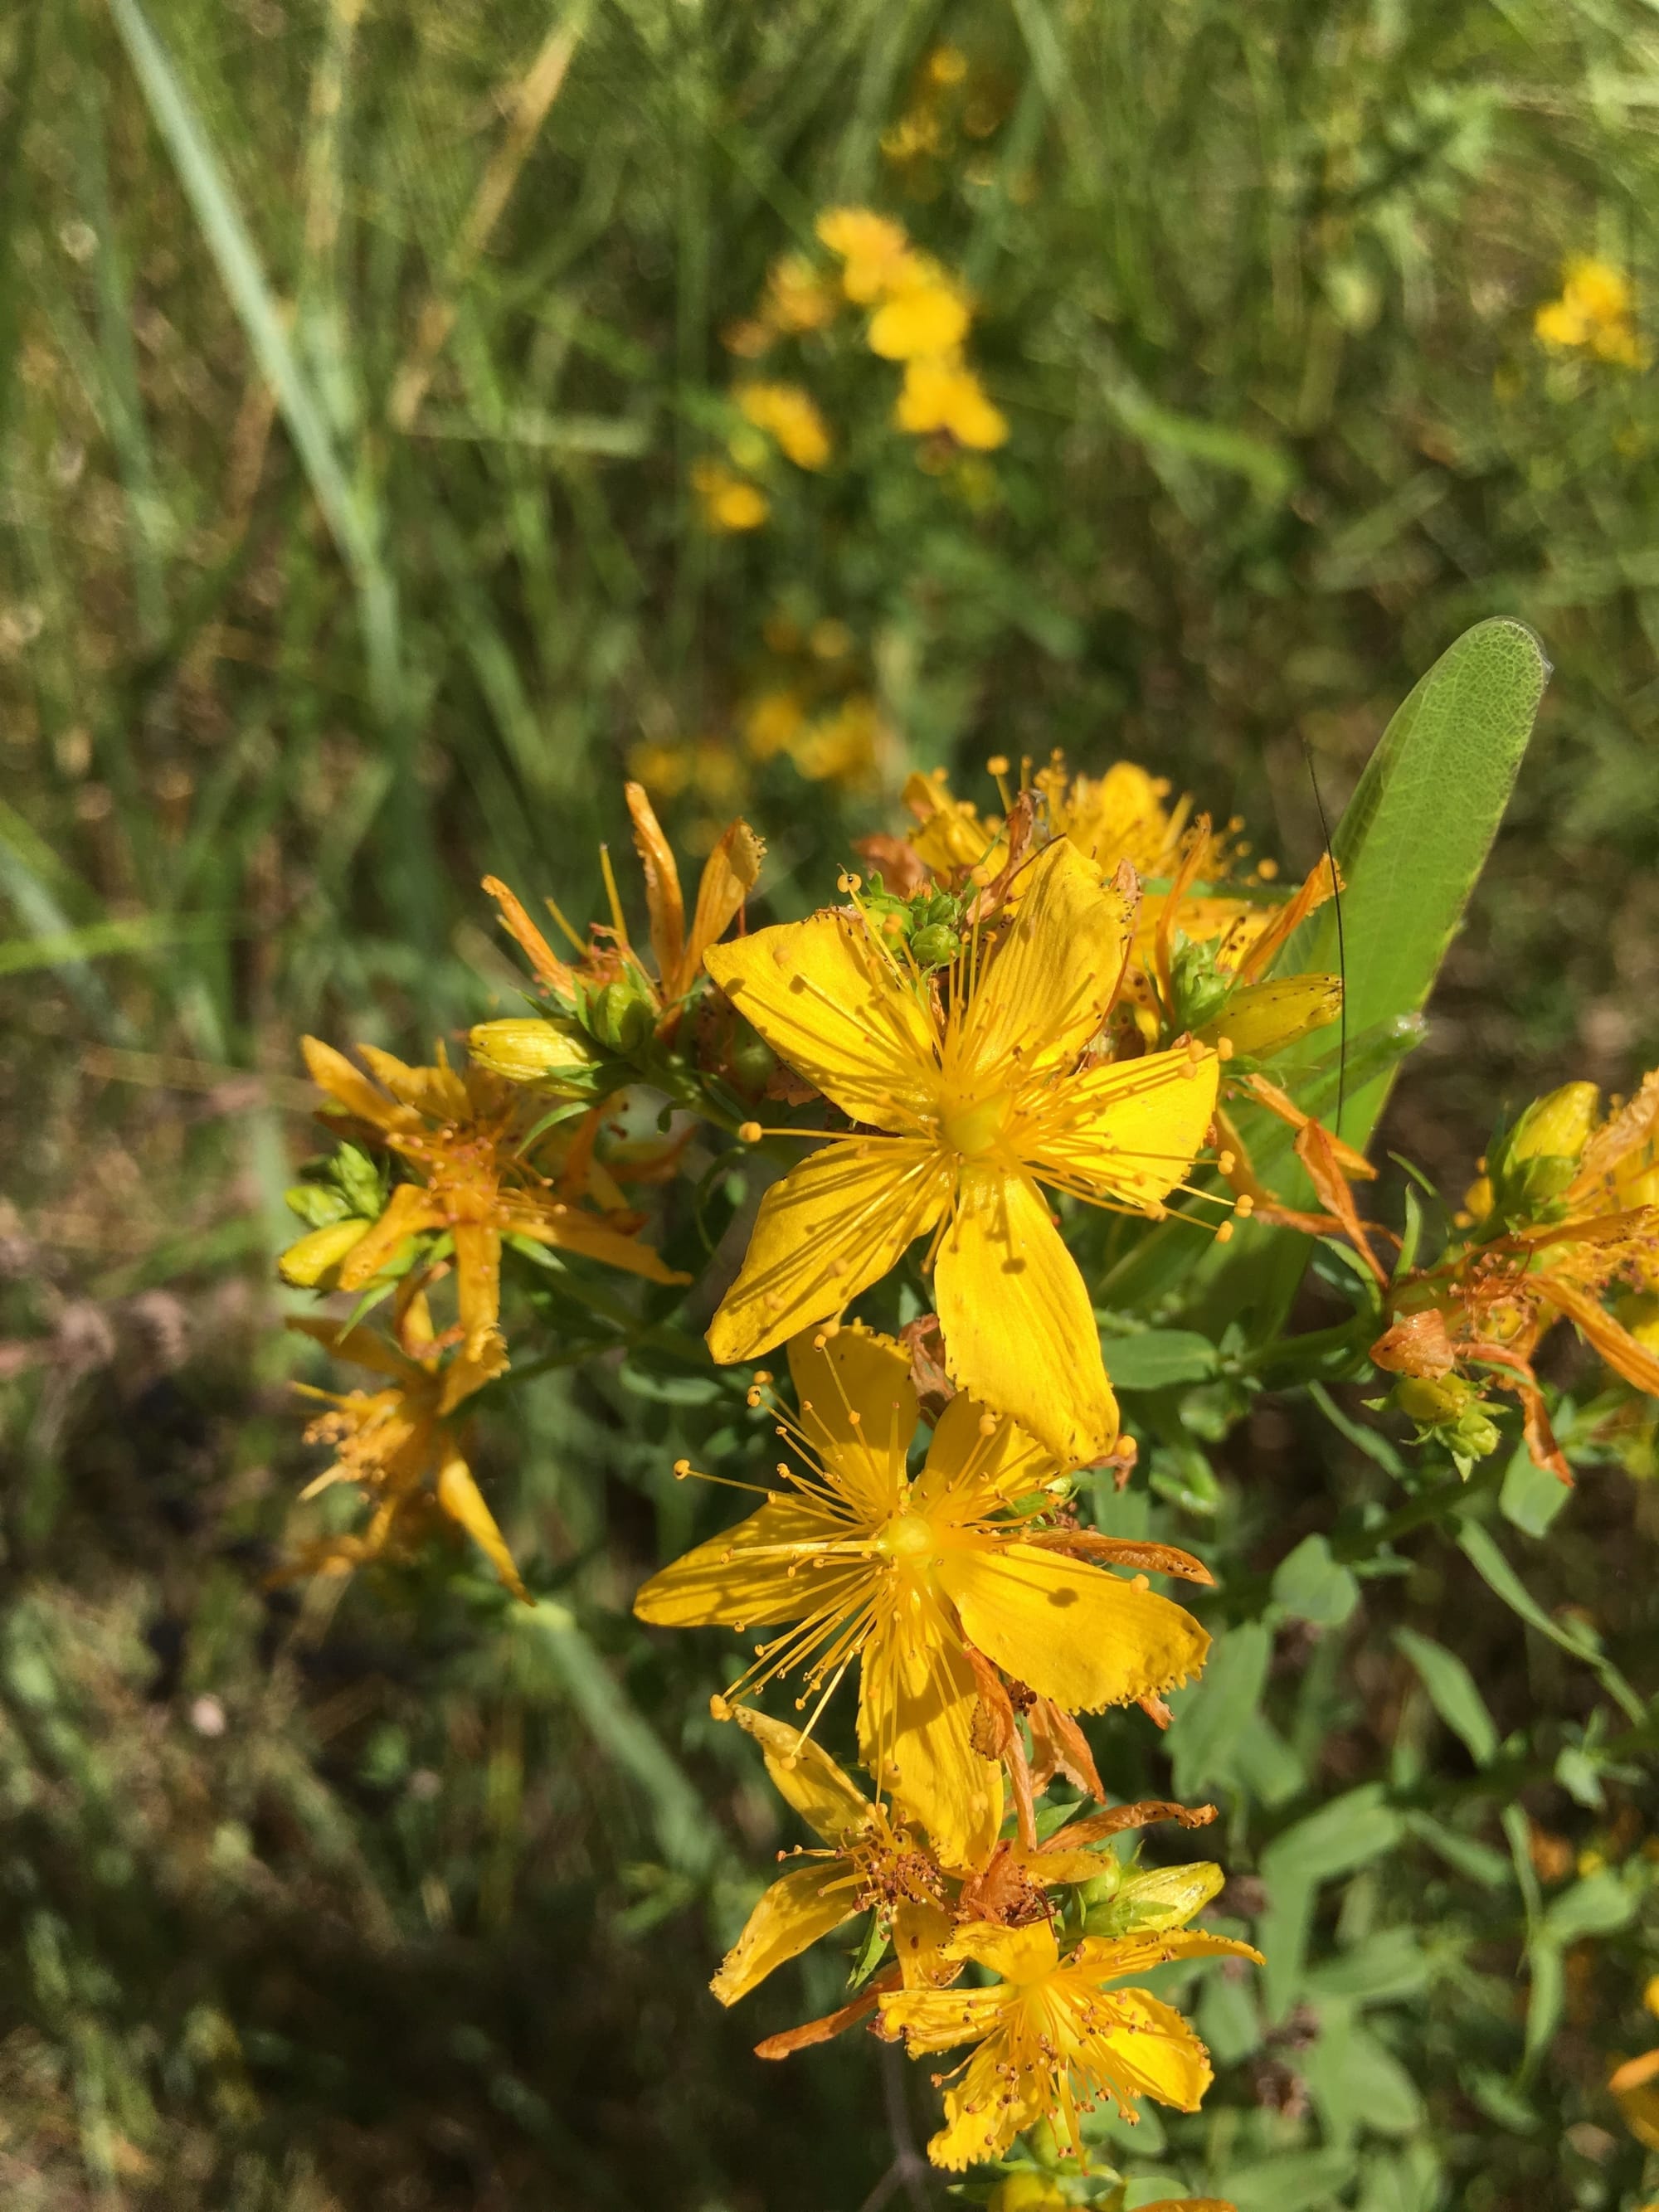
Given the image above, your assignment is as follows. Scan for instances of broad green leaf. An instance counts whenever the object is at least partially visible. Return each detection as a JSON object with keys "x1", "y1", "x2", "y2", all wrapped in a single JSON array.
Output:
[
  {"x1": 1272, "y1": 1534, "x2": 1360, "y2": 1626},
  {"x1": 1261, "y1": 1784, "x2": 1404, "y2": 1886},
  {"x1": 1155, "y1": 620, "x2": 1547, "y2": 1335},
  {"x1": 1278, "y1": 617, "x2": 1549, "y2": 1147},
  {"x1": 1221, "y1": 2150, "x2": 1358, "y2": 2212},
  {"x1": 1394, "y1": 1627, "x2": 1499, "y2": 1767},
  {"x1": 1304, "y1": 1926, "x2": 1428, "y2": 2004},
  {"x1": 1458, "y1": 1523, "x2": 1644, "y2": 1723},
  {"x1": 1542, "y1": 1869, "x2": 1634, "y2": 1947},
  {"x1": 1097, "y1": 1327, "x2": 1218, "y2": 1390},
  {"x1": 1169, "y1": 1621, "x2": 1271, "y2": 1796},
  {"x1": 1499, "y1": 1440, "x2": 1573, "y2": 1538}
]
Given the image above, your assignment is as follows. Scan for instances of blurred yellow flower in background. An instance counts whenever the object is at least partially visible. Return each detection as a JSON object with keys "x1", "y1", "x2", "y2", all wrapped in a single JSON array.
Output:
[
  {"x1": 692, "y1": 458, "x2": 769, "y2": 532},
  {"x1": 1535, "y1": 257, "x2": 1647, "y2": 367},
  {"x1": 868, "y1": 265, "x2": 972, "y2": 360},
  {"x1": 896, "y1": 355, "x2": 1008, "y2": 449},
  {"x1": 817, "y1": 206, "x2": 915, "y2": 301},
  {"x1": 737, "y1": 382, "x2": 833, "y2": 469}
]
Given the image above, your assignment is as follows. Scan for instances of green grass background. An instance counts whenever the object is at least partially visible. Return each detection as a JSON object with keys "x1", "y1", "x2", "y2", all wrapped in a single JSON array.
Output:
[{"x1": 6, "y1": 2, "x2": 1659, "y2": 2206}]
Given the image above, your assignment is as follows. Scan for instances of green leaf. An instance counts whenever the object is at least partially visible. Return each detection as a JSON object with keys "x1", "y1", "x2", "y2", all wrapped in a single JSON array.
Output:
[
  {"x1": 1542, "y1": 1869, "x2": 1634, "y2": 1947},
  {"x1": 1394, "y1": 1627, "x2": 1499, "y2": 1767},
  {"x1": 1168, "y1": 1621, "x2": 1271, "y2": 1796},
  {"x1": 1281, "y1": 617, "x2": 1550, "y2": 1147},
  {"x1": 1304, "y1": 1928, "x2": 1428, "y2": 2005},
  {"x1": 1097, "y1": 1328, "x2": 1218, "y2": 1390},
  {"x1": 1220, "y1": 2150, "x2": 1358, "y2": 2212},
  {"x1": 1457, "y1": 1523, "x2": 1645, "y2": 1723},
  {"x1": 1499, "y1": 1440, "x2": 1573, "y2": 1538},
  {"x1": 1272, "y1": 1534, "x2": 1360, "y2": 1626},
  {"x1": 1262, "y1": 1785, "x2": 1404, "y2": 1886}
]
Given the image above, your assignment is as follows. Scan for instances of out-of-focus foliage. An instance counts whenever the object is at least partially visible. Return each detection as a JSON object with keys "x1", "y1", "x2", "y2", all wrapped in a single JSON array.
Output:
[{"x1": 3, "y1": 2, "x2": 1659, "y2": 2207}]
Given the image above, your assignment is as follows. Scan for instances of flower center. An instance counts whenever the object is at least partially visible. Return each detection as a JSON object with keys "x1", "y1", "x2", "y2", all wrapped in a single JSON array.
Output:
[
  {"x1": 878, "y1": 1510, "x2": 939, "y2": 1565},
  {"x1": 940, "y1": 1091, "x2": 1010, "y2": 1159}
]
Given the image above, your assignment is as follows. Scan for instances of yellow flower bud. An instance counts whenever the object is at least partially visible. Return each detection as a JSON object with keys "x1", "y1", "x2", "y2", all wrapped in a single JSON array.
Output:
[
  {"x1": 988, "y1": 2179, "x2": 1068, "y2": 2212},
  {"x1": 1509, "y1": 1081, "x2": 1599, "y2": 1165},
  {"x1": 1198, "y1": 973, "x2": 1341, "y2": 1059},
  {"x1": 1462, "y1": 1174, "x2": 1494, "y2": 1223},
  {"x1": 278, "y1": 1218, "x2": 370, "y2": 1286},
  {"x1": 469, "y1": 1017, "x2": 605, "y2": 1089}
]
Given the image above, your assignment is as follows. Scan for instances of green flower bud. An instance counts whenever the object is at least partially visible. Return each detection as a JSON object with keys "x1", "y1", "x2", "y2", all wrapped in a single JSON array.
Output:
[
  {"x1": 727, "y1": 1020, "x2": 776, "y2": 1094},
  {"x1": 1169, "y1": 937, "x2": 1233, "y2": 1032},
  {"x1": 585, "y1": 975, "x2": 657, "y2": 1056},
  {"x1": 909, "y1": 921, "x2": 961, "y2": 969},
  {"x1": 1394, "y1": 1373, "x2": 1474, "y2": 1426}
]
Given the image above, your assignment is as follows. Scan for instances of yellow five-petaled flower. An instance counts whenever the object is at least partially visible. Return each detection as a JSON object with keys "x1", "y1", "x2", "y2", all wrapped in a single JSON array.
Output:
[
  {"x1": 879, "y1": 1910, "x2": 1262, "y2": 2170},
  {"x1": 634, "y1": 1326, "x2": 1210, "y2": 1865},
  {"x1": 703, "y1": 836, "x2": 1219, "y2": 1463}
]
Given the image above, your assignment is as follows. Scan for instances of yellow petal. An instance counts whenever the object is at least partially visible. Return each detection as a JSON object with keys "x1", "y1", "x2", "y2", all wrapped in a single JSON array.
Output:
[
  {"x1": 625, "y1": 780, "x2": 686, "y2": 991},
  {"x1": 513, "y1": 1201, "x2": 692, "y2": 1285},
  {"x1": 787, "y1": 1324, "x2": 918, "y2": 1522},
  {"x1": 434, "y1": 1446, "x2": 529, "y2": 1602},
  {"x1": 358, "y1": 1043, "x2": 470, "y2": 1122},
  {"x1": 335, "y1": 1182, "x2": 446, "y2": 1289},
  {"x1": 710, "y1": 1860, "x2": 864, "y2": 2006},
  {"x1": 1072, "y1": 1928, "x2": 1264, "y2": 1981},
  {"x1": 729, "y1": 1704, "x2": 873, "y2": 1844},
  {"x1": 934, "y1": 1166, "x2": 1117, "y2": 1465},
  {"x1": 452, "y1": 1222, "x2": 503, "y2": 1358},
  {"x1": 286, "y1": 1315, "x2": 425, "y2": 1383},
  {"x1": 958, "y1": 838, "x2": 1131, "y2": 1084},
  {"x1": 302, "y1": 1035, "x2": 403, "y2": 1128},
  {"x1": 480, "y1": 874, "x2": 578, "y2": 998},
  {"x1": 928, "y1": 2031, "x2": 1051, "y2": 2169},
  {"x1": 1025, "y1": 1044, "x2": 1219, "y2": 1210},
  {"x1": 937, "y1": 1542, "x2": 1209, "y2": 1713},
  {"x1": 893, "y1": 1898, "x2": 960, "y2": 1988},
  {"x1": 707, "y1": 1139, "x2": 951, "y2": 1364},
  {"x1": 946, "y1": 1918, "x2": 1060, "y2": 1982},
  {"x1": 878, "y1": 1981, "x2": 1010, "y2": 2056},
  {"x1": 277, "y1": 1218, "x2": 371, "y2": 1286},
  {"x1": 679, "y1": 819, "x2": 766, "y2": 999},
  {"x1": 705, "y1": 912, "x2": 941, "y2": 1129},
  {"x1": 633, "y1": 1497, "x2": 859, "y2": 1629},
  {"x1": 912, "y1": 1387, "x2": 1060, "y2": 1514},
  {"x1": 859, "y1": 1616, "x2": 1002, "y2": 1869},
  {"x1": 1078, "y1": 1985, "x2": 1213, "y2": 2110}
]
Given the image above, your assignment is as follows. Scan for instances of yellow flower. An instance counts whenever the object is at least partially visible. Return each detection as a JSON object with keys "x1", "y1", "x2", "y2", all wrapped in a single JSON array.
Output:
[
  {"x1": 879, "y1": 1908, "x2": 1260, "y2": 2169},
  {"x1": 691, "y1": 457, "x2": 769, "y2": 531},
  {"x1": 895, "y1": 354, "x2": 1008, "y2": 450},
  {"x1": 816, "y1": 207, "x2": 914, "y2": 303},
  {"x1": 868, "y1": 267, "x2": 972, "y2": 361},
  {"x1": 700, "y1": 837, "x2": 1220, "y2": 1462},
  {"x1": 765, "y1": 250, "x2": 840, "y2": 334},
  {"x1": 484, "y1": 784, "x2": 763, "y2": 1025},
  {"x1": 286, "y1": 1308, "x2": 528, "y2": 1600},
  {"x1": 737, "y1": 382, "x2": 833, "y2": 470},
  {"x1": 742, "y1": 688, "x2": 809, "y2": 761},
  {"x1": 788, "y1": 693, "x2": 885, "y2": 787},
  {"x1": 1612, "y1": 2044, "x2": 1659, "y2": 2151},
  {"x1": 634, "y1": 1325, "x2": 1210, "y2": 1864},
  {"x1": 1535, "y1": 258, "x2": 1647, "y2": 367},
  {"x1": 300, "y1": 1038, "x2": 688, "y2": 1381},
  {"x1": 710, "y1": 1705, "x2": 959, "y2": 2006}
]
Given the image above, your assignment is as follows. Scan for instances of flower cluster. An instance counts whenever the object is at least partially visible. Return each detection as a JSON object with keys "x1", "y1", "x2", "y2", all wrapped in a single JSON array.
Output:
[
  {"x1": 699, "y1": 202, "x2": 1008, "y2": 538},
  {"x1": 278, "y1": 741, "x2": 1659, "y2": 2188},
  {"x1": 1534, "y1": 257, "x2": 1647, "y2": 369}
]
